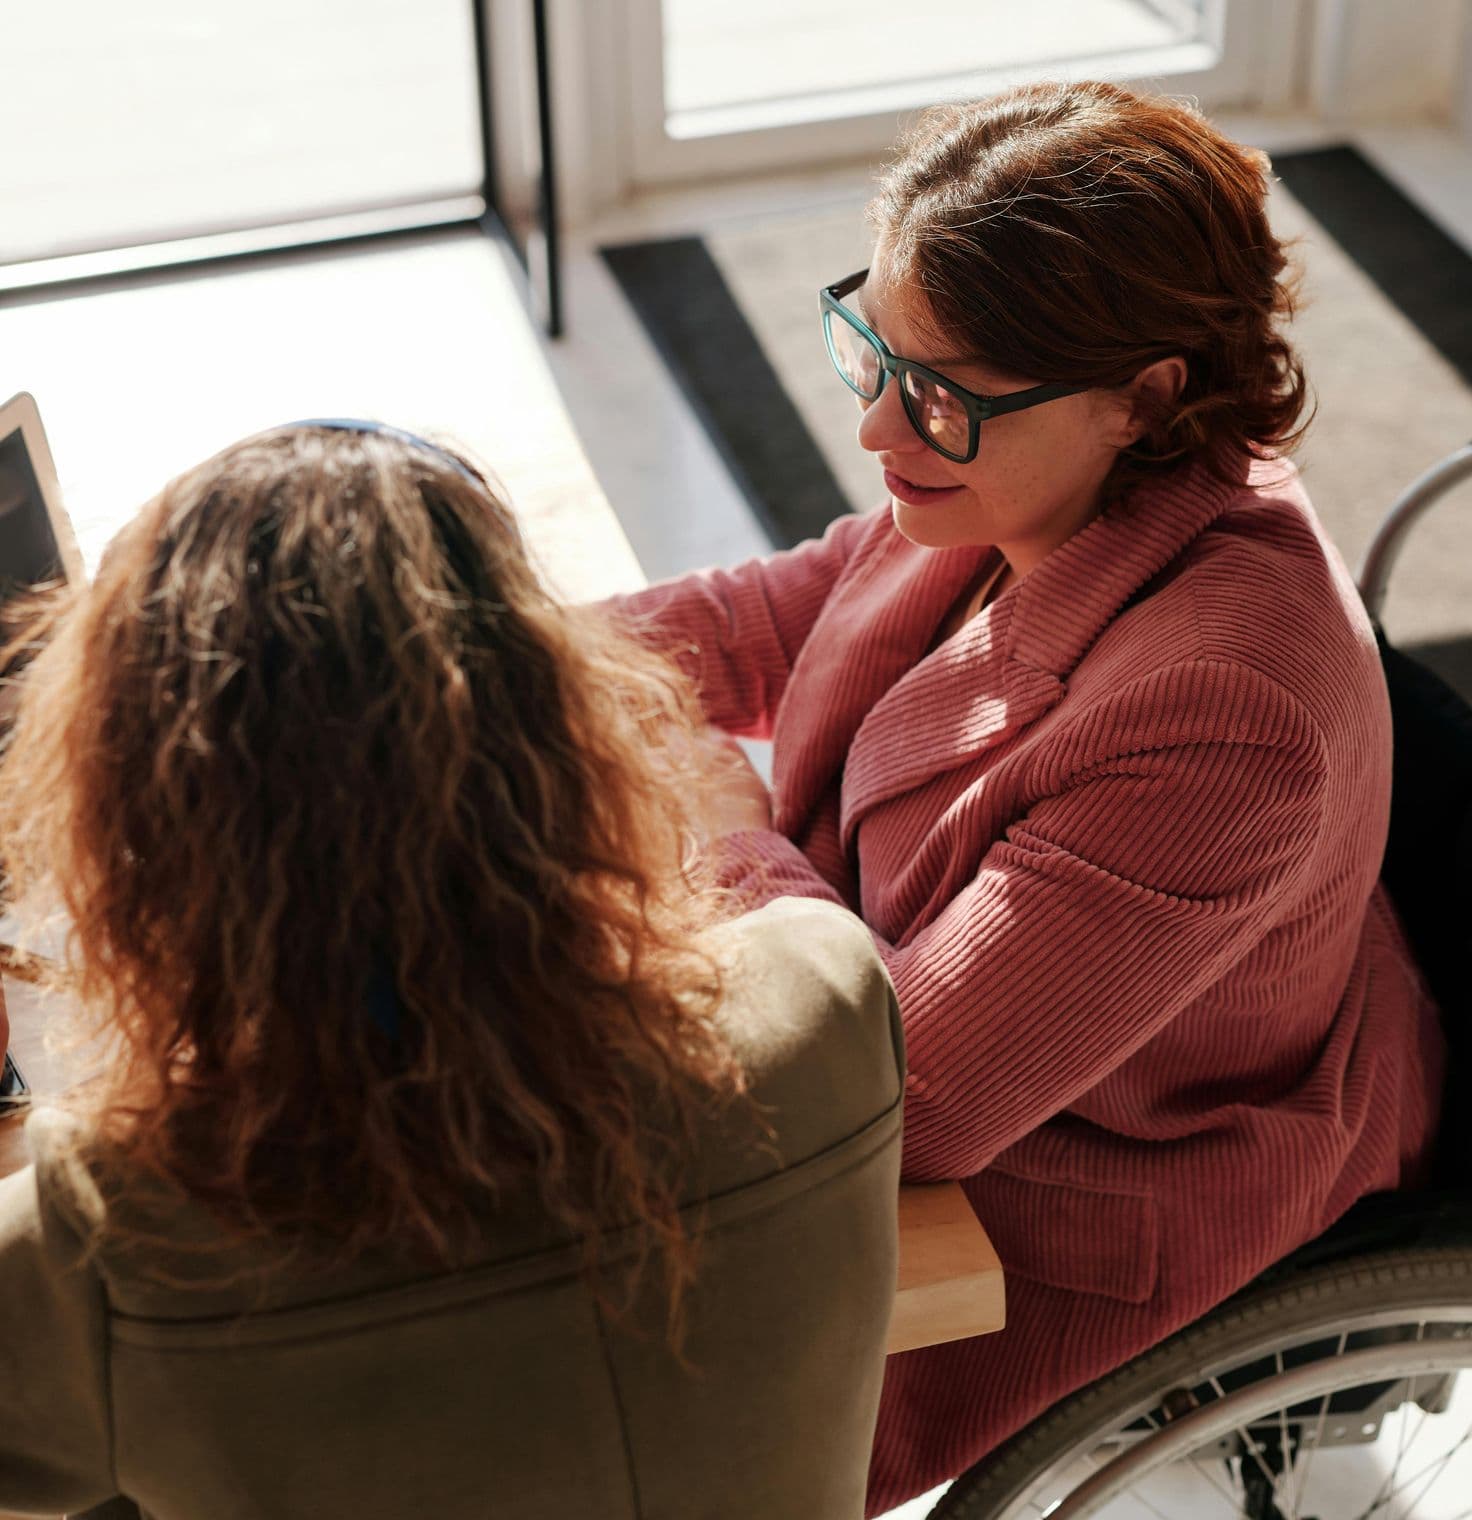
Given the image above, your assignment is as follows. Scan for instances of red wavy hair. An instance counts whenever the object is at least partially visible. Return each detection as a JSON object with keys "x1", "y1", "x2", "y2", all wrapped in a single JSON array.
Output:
[
  {"x1": 0, "y1": 425, "x2": 747, "y2": 1331},
  {"x1": 871, "y1": 80, "x2": 1312, "y2": 500}
]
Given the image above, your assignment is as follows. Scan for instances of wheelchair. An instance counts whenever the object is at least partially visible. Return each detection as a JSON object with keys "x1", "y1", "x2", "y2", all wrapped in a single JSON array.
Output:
[{"x1": 929, "y1": 445, "x2": 1472, "y2": 1520}]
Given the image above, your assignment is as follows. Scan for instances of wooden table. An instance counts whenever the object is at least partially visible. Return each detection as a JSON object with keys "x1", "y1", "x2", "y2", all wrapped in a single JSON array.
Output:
[{"x1": 0, "y1": 971, "x2": 1003, "y2": 1354}]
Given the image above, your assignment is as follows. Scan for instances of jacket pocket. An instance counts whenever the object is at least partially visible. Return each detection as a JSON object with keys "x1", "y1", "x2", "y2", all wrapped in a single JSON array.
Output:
[{"x1": 969, "y1": 1166, "x2": 1160, "y2": 1305}]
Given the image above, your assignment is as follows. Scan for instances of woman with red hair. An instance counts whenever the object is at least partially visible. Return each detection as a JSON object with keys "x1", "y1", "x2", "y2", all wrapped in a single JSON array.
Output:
[
  {"x1": 611, "y1": 80, "x2": 1445, "y2": 1514},
  {"x1": 0, "y1": 422, "x2": 903, "y2": 1519}
]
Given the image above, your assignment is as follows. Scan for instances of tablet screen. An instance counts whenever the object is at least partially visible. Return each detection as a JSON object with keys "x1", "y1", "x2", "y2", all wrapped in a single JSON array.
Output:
[{"x1": 0, "y1": 424, "x2": 66, "y2": 602}]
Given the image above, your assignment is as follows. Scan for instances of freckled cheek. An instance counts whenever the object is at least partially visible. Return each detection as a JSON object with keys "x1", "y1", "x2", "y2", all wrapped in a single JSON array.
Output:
[
  {"x1": 954, "y1": 434, "x2": 1035, "y2": 501},
  {"x1": 951, "y1": 438, "x2": 1069, "y2": 532},
  {"x1": 984, "y1": 419, "x2": 1088, "y2": 494}
]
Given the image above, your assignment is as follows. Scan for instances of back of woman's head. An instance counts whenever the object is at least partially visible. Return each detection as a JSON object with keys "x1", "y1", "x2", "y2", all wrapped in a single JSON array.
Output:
[
  {"x1": 0, "y1": 424, "x2": 740, "y2": 1302},
  {"x1": 871, "y1": 79, "x2": 1310, "y2": 498}
]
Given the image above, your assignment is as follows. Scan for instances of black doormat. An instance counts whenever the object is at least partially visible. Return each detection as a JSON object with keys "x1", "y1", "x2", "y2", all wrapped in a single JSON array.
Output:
[
  {"x1": 600, "y1": 237, "x2": 851, "y2": 548},
  {"x1": 601, "y1": 146, "x2": 1472, "y2": 553},
  {"x1": 1272, "y1": 146, "x2": 1472, "y2": 386}
]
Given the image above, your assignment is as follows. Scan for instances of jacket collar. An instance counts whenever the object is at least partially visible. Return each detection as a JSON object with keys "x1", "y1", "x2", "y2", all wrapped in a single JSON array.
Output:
[
  {"x1": 772, "y1": 460, "x2": 1244, "y2": 843},
  {"x1": 1006, "y1": 460, "x2": 1240, "y2": 679}
]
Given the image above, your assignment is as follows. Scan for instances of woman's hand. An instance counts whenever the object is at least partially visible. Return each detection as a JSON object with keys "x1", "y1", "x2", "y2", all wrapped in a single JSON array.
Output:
[{"x1": 688, "y1": 728, "x2": 773, "y2": 839}]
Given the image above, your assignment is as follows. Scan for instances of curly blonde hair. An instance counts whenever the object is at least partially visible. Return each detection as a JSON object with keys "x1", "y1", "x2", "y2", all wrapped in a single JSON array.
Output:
[
  {"x1": 0, "y1": 424, "x2": 745, "y2": 1328},
  {"x1": 871, "y1": 80, "x2": 1312, "y2": 502}
]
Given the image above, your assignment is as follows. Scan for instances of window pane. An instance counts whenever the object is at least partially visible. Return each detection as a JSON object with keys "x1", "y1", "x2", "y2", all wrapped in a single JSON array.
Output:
[
  {"x1": 2, "y1": 0, "x2": 482, "y2": 264},
  {"x1": 663, "y1": 0, "x2": 1210, "y2": 117}
]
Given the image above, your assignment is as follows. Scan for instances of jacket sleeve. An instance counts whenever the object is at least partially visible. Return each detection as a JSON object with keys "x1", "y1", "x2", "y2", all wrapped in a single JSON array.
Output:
[
  {"x1": 0, "y1": 1157, "x2": 117, "y2": 1513},
  {"x1": 602, "y1": 509, "x2": 875, "y2": 738},
  {"x1": 713, "y1": 661, "x2": 1331, "y2": 1179}
]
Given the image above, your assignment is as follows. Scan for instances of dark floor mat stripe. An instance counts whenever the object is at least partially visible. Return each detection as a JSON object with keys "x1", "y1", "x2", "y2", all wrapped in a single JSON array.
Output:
[
  {"x1": 1272, "y1": 145, "x2": 1472, "y2": 387},
  {"x1": 600, "y1": 236, "x2": 850, "y2": 548}
]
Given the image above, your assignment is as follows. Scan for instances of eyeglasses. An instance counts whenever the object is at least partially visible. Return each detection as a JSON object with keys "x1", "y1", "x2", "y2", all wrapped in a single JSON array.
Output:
[{"x1": 820, "y1": 270, "x2": 1087, "y2": 464}]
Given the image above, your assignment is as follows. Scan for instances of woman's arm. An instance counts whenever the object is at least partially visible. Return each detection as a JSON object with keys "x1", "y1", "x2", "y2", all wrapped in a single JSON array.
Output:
[
  {"x1": 0, "y1": 1162, "x2": 117, "y2": 1512},
  {"x1": 604, "y1": 509, "x2": 874, "y2": 737},
  {"x1": 713, "y1": 660, "x2": 1330, "y2": 1178}
]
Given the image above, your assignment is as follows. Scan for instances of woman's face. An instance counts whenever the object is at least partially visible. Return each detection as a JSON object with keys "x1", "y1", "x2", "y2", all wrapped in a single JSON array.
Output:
[{"x1": 854, "y1": 250, "x2": 1134, "y2": 566}]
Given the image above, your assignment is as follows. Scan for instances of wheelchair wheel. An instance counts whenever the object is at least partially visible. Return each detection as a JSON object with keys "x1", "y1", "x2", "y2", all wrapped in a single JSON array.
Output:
[{"x1": 928, "y1": 1245, "x2": 1472, "y2": 1519}]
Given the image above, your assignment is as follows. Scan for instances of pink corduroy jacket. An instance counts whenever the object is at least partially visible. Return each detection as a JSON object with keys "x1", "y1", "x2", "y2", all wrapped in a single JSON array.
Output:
[{"x1": 610, "y1": 456, "x2": 1445, "y2": 1515}]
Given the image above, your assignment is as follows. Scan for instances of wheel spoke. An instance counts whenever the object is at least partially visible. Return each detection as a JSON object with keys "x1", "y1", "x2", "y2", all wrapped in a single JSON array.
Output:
[
  {"x1": 1119, "y1": 1483, "x2": 1181, "y2": 1520},
  {"x1": 1185, "y1": 1452, "x2": 1241, "y2": 1510},
  {"x1": 1238, "y1": 1424, "x2": 1288, "y2": 1504},
  {"x1": 1352, "y1": 1397, "x2": 1426, "y2": 1520},
  {"x1": 1355, "y1": 1413, "x2": 1472, "y2": 1519},
  {"x1": 966, "y1": 1284, "x2": 1472, "y2": 1520},
  {"x1": 1385, "y1": 1400, "x2": 1429, "y2": 1512},
  {"x1": 1387, "y1": 1415, "x2": 1472, "y2": 1520},
  {"x1": 1355, "y1": 1331, "x2": 1432, "y2": 1520},
  {"x1": 1274, "y1": 1348, "x2": 1300, "y2": 1520},
  {"x1": 1207, "y1": 1376, "x2": 1285, "y2": 1500},
  {"x1": 1294, "y1": 1329, "x2": 1349, "y2": 1506}
]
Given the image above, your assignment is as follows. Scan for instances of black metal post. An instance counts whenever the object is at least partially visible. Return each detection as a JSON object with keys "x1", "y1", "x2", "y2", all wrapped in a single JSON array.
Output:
[
  {"x1": 531, "y1": 0, "x2": 563, "y2": 337},
  {"x1": 470, "y1": 0, "x2": 503, "y2": 222}
]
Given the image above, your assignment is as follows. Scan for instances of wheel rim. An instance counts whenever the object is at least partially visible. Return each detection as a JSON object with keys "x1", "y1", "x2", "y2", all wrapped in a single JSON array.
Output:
[{"x1": 984, "y1": 1309, "x2": 1472, "y2": 1520}]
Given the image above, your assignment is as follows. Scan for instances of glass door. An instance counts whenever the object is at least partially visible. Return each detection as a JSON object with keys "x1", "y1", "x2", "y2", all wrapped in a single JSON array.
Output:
[
  {"x1": 619, "y1": 0, "x2": 1306, "y2": 185},
  {"x1": 2, "y1": 0, "x2": 563, "y2": 332},
  {"x1": 1, "y1": 0, "x2": 484, "y2": 266}
]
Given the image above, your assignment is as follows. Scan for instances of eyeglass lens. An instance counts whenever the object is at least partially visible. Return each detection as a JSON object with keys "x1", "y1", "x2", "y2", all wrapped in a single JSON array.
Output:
[
  {"x1": 826, "y1": 310, "x2": 883, "y2": 399},
  {"x1": 901, "y1": 372, "x2": 969, "y2": 457},
  {"x1": 826, "y1": 305, "x2": 973, "y2": 460}
]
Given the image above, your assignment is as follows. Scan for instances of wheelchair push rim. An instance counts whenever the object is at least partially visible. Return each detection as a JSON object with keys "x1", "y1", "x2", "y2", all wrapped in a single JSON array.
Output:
[
  {"x1": 1049, "y1": 1336, "x2": 1471, "y2": 1518},
  {"x1": 931, "y1": 1248, "x2": 1472, "y2": 1520},
  {"x1": 1356, "y1": 440, "x2": 1472, "y2": 623}
]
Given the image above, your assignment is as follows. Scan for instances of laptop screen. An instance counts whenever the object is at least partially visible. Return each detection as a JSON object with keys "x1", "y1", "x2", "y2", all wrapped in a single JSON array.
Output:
[{"x1": 0, "y1": 423, "x2": 66, "y2": 602}]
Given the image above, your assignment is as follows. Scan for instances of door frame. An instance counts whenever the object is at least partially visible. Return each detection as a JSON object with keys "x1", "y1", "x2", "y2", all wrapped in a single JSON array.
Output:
[{"x1": 557, "y1": 0, "x2": 1309, "y2": 210}]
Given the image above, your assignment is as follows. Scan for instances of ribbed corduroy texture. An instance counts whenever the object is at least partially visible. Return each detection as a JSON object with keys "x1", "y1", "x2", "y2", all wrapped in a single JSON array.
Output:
[{"x1": 611, "y1": 457, "x2": 1445, "y2": 1515}]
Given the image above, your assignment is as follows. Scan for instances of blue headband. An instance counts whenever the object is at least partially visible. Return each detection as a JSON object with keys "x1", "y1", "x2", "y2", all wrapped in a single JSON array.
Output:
[{"x1": 284, "y1": 417, "x2": 484, "y2": 491}]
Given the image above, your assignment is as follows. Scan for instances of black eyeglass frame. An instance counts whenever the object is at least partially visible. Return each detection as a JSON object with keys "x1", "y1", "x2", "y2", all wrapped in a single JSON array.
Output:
[{"x1": 820, "y1": 269, "x2": 1087, "y2": 463}]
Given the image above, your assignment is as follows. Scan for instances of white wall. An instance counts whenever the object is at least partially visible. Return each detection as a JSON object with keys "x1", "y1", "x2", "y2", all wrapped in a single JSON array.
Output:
[
  {"x1": 1309, "y1": 0, "x2": 1470, "y2": 123},
  {"x1": 1459, "y1": 7, "x2": 1472, "y2": 136}
]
